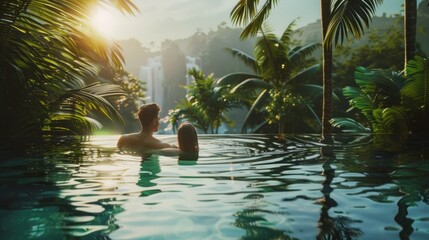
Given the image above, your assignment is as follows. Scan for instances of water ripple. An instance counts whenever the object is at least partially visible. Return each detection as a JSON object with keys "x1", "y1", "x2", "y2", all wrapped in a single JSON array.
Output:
[{"x1": 1, "y1": 134, "x2": 429, "y2": 239}]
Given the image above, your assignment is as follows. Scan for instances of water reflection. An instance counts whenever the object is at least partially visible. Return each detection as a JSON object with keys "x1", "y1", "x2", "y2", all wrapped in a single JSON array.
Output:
[
  {"x1": 1, "y1": 134, "x2": 429, "y2": 239},
  {"x1": 317, "y1": 146, "x2": 363, "y2": 240},
  {"x1": 0, "y1": 138, "x2": 95, "y2": 239},
  {"x1": 338, "y1": 142, "x2": 429, "y2": 240},
  {"x1": 233, "y1": 208, "x2": 295, "y2": 239},
  {"x1": 137, "y1": 154, "x2": 161, "y2": 195},
  {"x1": 51, "y1": 145, "x2": 127, "y2": 238},
  {"x1": 390, "y1": 156, "x2": 429, "y2": 240}
]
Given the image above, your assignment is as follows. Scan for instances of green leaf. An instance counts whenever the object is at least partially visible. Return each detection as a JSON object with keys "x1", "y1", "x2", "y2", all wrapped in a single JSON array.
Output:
[
  {"x1": 241, "y1": 89, "x2": 270, "y2": 133},
  {"x1": 402, "y1": 56, "x2": 429, "y2": 113},
  {"x1": 326, "y1": 0, "x2": 383, "y2": 45},
  {"x1": 217, "y1": 73, "x2": 262, "y2": 86},
  {"x1": 230, "y1": 78, "x2": 273, "y2": 94},
  {"x1": 224, "y1": 47, "x2": 258, "y2": 73},
  {"x1": 230, "y1": 0, "x2": 279, "y2": 39},
  {"x1": 330, "y1": 117, "x2": 370, "y2": 133}
]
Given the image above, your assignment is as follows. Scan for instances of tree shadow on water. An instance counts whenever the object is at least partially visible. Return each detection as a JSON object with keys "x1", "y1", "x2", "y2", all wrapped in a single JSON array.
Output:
[
  {"x1": 233, "y1": 208, "x2": 298, "y2": 240},
  {"x1": 317, "y1": 146, "x2": 363, "y2": 240},
  {"x1": 391, "y1": 162, "x2": 429, "y2": 239},
  {"x1": 369, "y1": 140, "x2": 429, "y2": 240}
]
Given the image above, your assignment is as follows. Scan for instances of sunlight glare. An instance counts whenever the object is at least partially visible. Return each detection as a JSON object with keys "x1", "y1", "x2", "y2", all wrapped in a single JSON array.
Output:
[
  {"x1": 90, "y1": 6, "x2": 117, "y2": 38},
  {"x1": 87, "y1": 135, "x2": 120, "y2": 148}
]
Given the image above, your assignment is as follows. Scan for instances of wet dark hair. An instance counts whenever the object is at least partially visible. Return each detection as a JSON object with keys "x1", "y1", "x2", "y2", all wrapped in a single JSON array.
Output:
[
  {"x1": 178, "y1": 122, "x2": 199, "y2": 159},
  {"x1": 138, "y1": 103, "x2": 160, "y2": 129}
]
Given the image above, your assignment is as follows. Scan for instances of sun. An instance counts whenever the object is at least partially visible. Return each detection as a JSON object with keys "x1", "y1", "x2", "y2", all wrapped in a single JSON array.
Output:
[{"x1": 90, "y1": 6, "x2": 117, "y2": 38}]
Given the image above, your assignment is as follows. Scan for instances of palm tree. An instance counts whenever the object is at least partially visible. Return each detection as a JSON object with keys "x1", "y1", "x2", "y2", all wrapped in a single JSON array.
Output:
[
  {"x1": 0, "y1": 0, "x2": 138, "y2": 138},
  {"x1": 404, "y1": 0, "x2": 418, "y2": 68},
  {"x1": 320, "y1": 0, "x2": 333, "y2": 143},
  {"x1": 170, "y1": 68, "x2": 235, "y2": 134},
  {"x1": 218, "y1": 22, "x2": 323, "y2": 136},
  {"x1": 170, "y1": 100, "x2": 211, "y2": 134},
  {"x1": 404, "y1": 0, "x2": 429, "y2": 69},
  {"x1": 230, "y1": 0, "x2": 383, "y2": 143}
]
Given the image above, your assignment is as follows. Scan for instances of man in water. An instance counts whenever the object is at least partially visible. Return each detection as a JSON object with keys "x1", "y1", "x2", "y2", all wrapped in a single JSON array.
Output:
[{"x1": 117, "y1": 103, "x2": 178, "y2": 149}]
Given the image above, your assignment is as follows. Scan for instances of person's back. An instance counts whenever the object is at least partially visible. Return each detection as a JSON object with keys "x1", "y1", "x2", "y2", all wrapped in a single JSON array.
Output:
[{"x1": 117, "y1": 103, "x2": 177, "y2": 150}]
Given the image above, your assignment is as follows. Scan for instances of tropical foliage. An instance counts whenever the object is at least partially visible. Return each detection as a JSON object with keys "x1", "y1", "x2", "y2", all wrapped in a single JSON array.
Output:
[
  {"x1": 331, "y1": 56, "x2": 429, "y2": 144},
  {"x1": 218, "y1": 22, "x2": 323, "y2": 136},
  {"x1": 230, "y1": 0, "x2": 383, "y2": 143},
  {"x1": 112, "y1": 70, "x2": 146, "y2": 132},
  {"x1": 169, "y1": 68, "x2": 236, "y2": 134},
  {"x1": 0, "y1": 0, "x2": 138, "y2": 139},
  {"x1": 334, "y1": 24, "x2": 406, "y2": 88}
]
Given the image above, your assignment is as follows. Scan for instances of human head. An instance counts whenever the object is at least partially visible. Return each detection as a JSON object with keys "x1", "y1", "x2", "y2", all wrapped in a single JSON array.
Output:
[
  {"x1": 177, "y1": 122, "x2": 199, "y2": 154},
  {"x1": 138, "y1": 103, "x2": 160, "y2": 131}
]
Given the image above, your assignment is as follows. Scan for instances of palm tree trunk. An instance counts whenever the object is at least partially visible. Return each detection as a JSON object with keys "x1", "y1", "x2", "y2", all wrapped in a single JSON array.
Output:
[
  {"x1": 278, "y1": 121, "x2": 285, "y2": 140},
  {"x1": 404, "y1": 0, "x2": 417, "y2": 70},
  {"x1": 320, "y1": 0, "x2": 333, "y2": 144}
]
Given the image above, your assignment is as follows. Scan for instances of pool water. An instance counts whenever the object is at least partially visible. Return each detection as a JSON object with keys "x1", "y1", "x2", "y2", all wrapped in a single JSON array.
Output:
[{"x1": 0, "y1": 134, "x2": 428, "y2": 239}]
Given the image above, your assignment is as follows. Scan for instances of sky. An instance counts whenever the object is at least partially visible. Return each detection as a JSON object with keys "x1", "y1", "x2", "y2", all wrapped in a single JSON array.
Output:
[{"x1": 93, "y1": 0, "x2": 405, "y2": 48}]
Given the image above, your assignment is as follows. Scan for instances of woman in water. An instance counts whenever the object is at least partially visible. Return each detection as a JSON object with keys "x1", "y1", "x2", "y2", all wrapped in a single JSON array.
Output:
[{"x1": 177, "y1": 122, "x2": 199, "y2": 160}]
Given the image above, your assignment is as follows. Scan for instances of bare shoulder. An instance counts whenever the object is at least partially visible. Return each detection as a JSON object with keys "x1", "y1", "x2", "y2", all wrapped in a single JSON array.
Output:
[
  {"x1": 117, "y1": 133, "x2": 175, "y2": 150},
  {"x1": 117, "y1": 133, "x2": 140, "y2": 148}
]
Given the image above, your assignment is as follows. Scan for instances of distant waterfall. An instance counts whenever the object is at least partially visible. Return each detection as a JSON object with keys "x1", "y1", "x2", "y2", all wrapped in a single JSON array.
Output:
[
  {"x1": 139, "y1": 56, "x2": 201, "y2": 106},
  {"x1": 139, "y1": 56, "x2": 164, "y2": 106}
]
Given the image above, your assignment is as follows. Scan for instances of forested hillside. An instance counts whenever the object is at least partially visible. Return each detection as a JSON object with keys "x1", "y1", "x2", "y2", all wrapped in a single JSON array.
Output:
[{"x1": 119, "y1": 2, "x2": 428, "y2": 81}]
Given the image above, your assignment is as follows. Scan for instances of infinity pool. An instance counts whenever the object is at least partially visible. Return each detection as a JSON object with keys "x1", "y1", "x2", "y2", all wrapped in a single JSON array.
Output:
[{"x1": 0, "y1": 134, "x2": 428, "y2": 239}]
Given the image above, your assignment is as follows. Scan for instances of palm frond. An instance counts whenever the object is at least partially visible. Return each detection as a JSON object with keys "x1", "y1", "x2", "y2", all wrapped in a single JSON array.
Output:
[
  {"x1": 249, "y1": 120, "x2": 269, "y2": 133},
  {"x1": 234, "y1": 0, "x2": 279, "y2": 39},
  {"x1": 254, "y1": 30, "x2": 287, "y2": 79},
  {"x1": 343, "y1": 87, "x2": 372, "y2": 108},
  {"x1": 217, "y1": 72, "x2": 262, "y2": 86},
  {"x1": 327, "y1": 0, "x2": 383, "y2": 45},
  {"x1": 372, "y1": 107, "x2": 409, "y2": 134},
  {"x1": 230, "y1": 0, "x2": 260, "y2": 26},
  {"x1": 330, "y1": 117, "x2": 370, "y2": 133},
  {"x1": 354, "y1": 66, "x2": 403, "y2": 108},
  {"x1": 47, "y1": 114, "x2": 103, "y2": 135},
  {"x1": 230, "y1": 78, "x2": 273, "y2": 94},
  {"x1": 109, "y1": 0, "x2": 140, "y2": 15},
  {"x1": 241, "y1": 89, "x2": 270, "y2": 133},
  {"x1": 298, "y1": 98, "x2": 322, "y2": 131},
  {"x1": 169, "y1": 102, "x2": 210, "y2": 133},
  {"x1": 280, "y1": 19, "x2": 297, "y2": 45},
  {"x1": 289, "y1": 43, "x2": 321, "y2": 64},
  {"x1": 1, "y1": 0, "x2": 138, "y2": 137},
  {"x1": 254, "y1": 28, "x2": 279, "y2": 57},
  {"x1": 224, "y1": 47, "x2": 258, "y2": 73},
  {"x1": 47, "y1": 83, "x2": 126, "y2": 134},
  {"x1": 288, "y1": 64, "x2": 321, "y2": 84},
  {"x1": 402, "y1": 56, "x2": 429, "y2": 112},
  {"x1": 241, "y1": 0, "x2": 278, "y2": 39}
]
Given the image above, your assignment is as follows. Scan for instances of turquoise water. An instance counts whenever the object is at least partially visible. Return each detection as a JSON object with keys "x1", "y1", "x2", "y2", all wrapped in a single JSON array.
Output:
[{"x1": 0, "y1": 134, "x2": 428, "y2": 239}]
